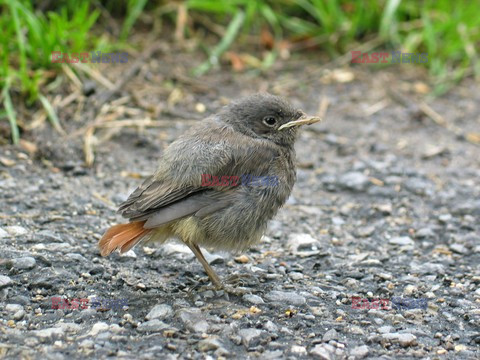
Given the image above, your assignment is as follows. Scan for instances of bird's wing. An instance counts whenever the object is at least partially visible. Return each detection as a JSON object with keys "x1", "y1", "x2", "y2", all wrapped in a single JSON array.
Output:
[{"x1": 117, "y1": 121, "x2": 277, "y2": 224}]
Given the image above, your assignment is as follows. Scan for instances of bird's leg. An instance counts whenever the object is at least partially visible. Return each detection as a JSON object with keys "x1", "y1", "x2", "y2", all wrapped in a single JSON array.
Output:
[{"x1": 185, "y1": 242, "x2": 223, "y2": 289}]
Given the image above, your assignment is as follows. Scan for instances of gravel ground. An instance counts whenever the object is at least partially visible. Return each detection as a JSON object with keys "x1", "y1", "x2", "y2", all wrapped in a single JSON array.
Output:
[{"x1": 1, "y1": 50, "x2": 479, "y2": 359}]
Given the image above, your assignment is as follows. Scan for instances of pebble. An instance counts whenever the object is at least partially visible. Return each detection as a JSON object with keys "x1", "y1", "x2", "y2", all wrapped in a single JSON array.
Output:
[
  {"x1": 263, "y1": 350, "x2": 284, "y2": 359},
  {"x1": 243, "y1": 294, "x2": 265, "y2": 305},
  {"x1": 338, "y1": 172, "x2": 370, "y2": 192},
  {"x1": 378, "y1": 326, "x2": 393, "y2": 334},
  {"x1": 289, "y1": 272, "x2": 304, "y2": 280},
  {"x1": 198, "y1": 337, "x2": 222, "y2": 352},
  {"x1": 438, "y1": 214, "x2": 452, "y2": 223},
  {"x1": 404, "y1": 178, "x2": 432, "y2": 195},
  {"x1": 389, "y1": 236, "x2": 414, "y2": 246},
  {"x1": 265, "y1": 290, "x2": 306, "y2": 306},
  {"x1": 0, "y1": 275, "x2": 12, "y2": 288},
  {"x1": 146, "y1": 304, "x2": 173, "y2": 320},
  {"x1": 238, "y1": 328, "x2": 264, "y2": 348},
  {"x1": 234, "y1": 255, "x2": 249, "y2": 263},
  {"x1": 56, "y1": 323, "x2": 82, "y2": 333},
  {"x1": 291, "y1": 345, "x2": 307, "y2": 354},
  {"x1": 177, "y1": 308, "x2": 209, "y2": 333},
  {"x1": 10, "y1": 256, "x2": 36, "y2": 270},
  {"x1": 322, "y1": 329, "x2": 338, "y2": 342},
  {"x1": 89, "y1": 322, "x2": 109, "y2": 336},
  {"x1": 310, "y1": 343, "x2": 335, "y2": 359},
  {"x1": 356, "y1": 226, "x2": 375, "y2": 237},
  {"x1": 5, "y1": 304, "x2": 23, "y2": 312},
  {"x1": 449, "y1": 243, "x2": 469, "y2": 254},
  {"x1": 350, "y1": 345, "x2": 369, "y2": 358},
  {"x1": 203, "y1": 250, "x2": 225, "y2": 265},
  {"x1": 403, "y1": 284, "x2": 417, "y2": 295},
  {"x1": 4, "y1": 226, "x2": 28, "y2": 236},
  {"x1": 33, "y1": 327, "x2": 65, "y2": 340},
  {"x1": 159, "y1": 243, "x2": 194, "y2": 259},
  {"x1": 382, "y1": 332, "x2": 417, "y2": 347},
  {"x1": 13, "y1": 310, "x2": 25, "y2": 320},
  {"x1": 138, "y1": 319, "x2": 169, "y2": 333},
  {"x1": 416, "y1": 228, "x2": 436, "y2": 238},
  {"x1": 0, "y1": 227, "x2": 8, "y2": 238},
  {"x1": 411, "y1": 262, "x2": 445, "y2": 275},
  {"x1": 287, "y1": 233, "x2": 319, "y2": 253},
  {"x1": 79, "y1": 339, "x2": 94, "y2": 349},
  {"x1": 263, "y1": 320, "x2": 278, "y2": 333}
]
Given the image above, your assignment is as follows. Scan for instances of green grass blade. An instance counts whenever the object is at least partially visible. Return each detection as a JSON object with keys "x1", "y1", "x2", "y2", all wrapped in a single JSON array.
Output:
[
  {"x1": 38, "y1": 94, "x2": 65, "y2": 135},
  {"x1": 2, "y1": 81, "x2": 20, "y2": 144},
  {"x1": 193, "y1": 10, "x2": 245, "y2": 76},
  {"x1": 120, "y1": 0, "x2": 148, "y2": 40}
]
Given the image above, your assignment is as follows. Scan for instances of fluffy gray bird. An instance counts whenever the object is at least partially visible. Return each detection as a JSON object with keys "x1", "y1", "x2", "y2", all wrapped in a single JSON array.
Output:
[{"x1": 99, "y1": 93, "x2": 321, "y2": 289}]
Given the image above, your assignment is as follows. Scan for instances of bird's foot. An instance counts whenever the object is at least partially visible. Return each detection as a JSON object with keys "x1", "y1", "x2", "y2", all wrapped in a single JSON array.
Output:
[{"x1": 225, "y1": 273, "x2": 259, "y2": 288}]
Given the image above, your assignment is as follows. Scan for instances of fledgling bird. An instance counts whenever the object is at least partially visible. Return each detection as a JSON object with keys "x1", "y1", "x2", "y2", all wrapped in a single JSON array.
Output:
[{"x1": 99, "y1": 93, "x2": 321, "y2": 289}]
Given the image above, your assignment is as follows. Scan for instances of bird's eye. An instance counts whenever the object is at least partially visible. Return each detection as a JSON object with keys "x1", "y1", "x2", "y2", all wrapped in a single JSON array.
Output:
[{"x1": 263, "y1": 116, "x2": 277, "y2": 127}]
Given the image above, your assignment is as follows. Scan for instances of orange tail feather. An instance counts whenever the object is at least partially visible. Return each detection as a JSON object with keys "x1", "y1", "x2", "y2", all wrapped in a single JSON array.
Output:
[{"x1": 99, "y1": 221, "x2": 150, "y2": 256}]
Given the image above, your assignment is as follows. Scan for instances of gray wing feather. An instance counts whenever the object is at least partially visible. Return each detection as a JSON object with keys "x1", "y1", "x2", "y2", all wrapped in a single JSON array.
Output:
[{"x1": 143, "y1": 192, "x2": 231, "y2": 228}]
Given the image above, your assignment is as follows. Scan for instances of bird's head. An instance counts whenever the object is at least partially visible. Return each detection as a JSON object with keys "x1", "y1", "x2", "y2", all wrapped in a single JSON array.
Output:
[{"x1": 219, "y1": 93, "x2": 321, "y2": 147}]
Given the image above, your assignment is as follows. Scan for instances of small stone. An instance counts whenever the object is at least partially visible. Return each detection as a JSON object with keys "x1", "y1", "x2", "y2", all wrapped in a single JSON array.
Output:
[
  {"x1": 332, "y1": 217, "x2": 345, "y2": 225},
  {"x1": 289, "y1": 272, "x2": 304, "y2": 280},
  {"x1": 263, "y1": 350, "x2": 284, "y2": 359},
  {"x1": 238, "y1": 328, "x2": 264, "y2": 348},
  {"x1": 89, "y1": 322, "x2": 109, "y2": 336},
  {"x1": 416, "y1": 228, "x2": 436, "y2": 239},
  {"x1": 178, "y1": 308, "x2": 209, "y2": 333},
  {"x1": 138, "y1": 319, "x2": 169, "y2": 333},
  {"x1": 79, "y1": 339, "x2": 94, "y2": 349},
  {"x1": 0, "y1": 228, "x2": 8, "y2": 238},
  {"x1": 203, "y1": 250, "x2": 225, "y2": 265},
  {"x1": 449, "y1": 243, "x2": 469, "y2": 255},
  {"x1": 356, "y1": 226, "x2": 375, "y2": 237},
  {"x1": 243, "y1": 294, "x2": 265, "y2": 305},
  {"x1": 350, "y1": 345, "x2": 369, "y2": 358},
  {"x1": 263, "y1": 320, "x2": 278, "y2": 333},
  {"x1": 146, "y1": 304, "x2": 173, "y2": 320},
  {"x1": 6, "y1": 304, "x2": 23, "y2": 313},
  {"x1": 389, "y1": 236, "x2": 414, "y2": 246},
  {"x1": 438, "y1": 214, "x2": 452, "y2": 223},
  {"x1": 198, "y1": 337, "x2": 221, "y2": 352},
  {"x1": 56, "y1": 323, "x2": 82, "y2": 333},
  {"x1": 265, "y1": 290, "x2": 306, "y2": 306},
  {"x1": 378, "y1": 325, "x2": 393, "y2": 334},
  {"x1": 0, "y1": 275, "x2": 12, "y2": 288},
  {"x1": 195, "y1": 103, "x2": 206, "y2": 113},
  {"x1": 291, "y1": 345, "x2": 307, "y2": 354},
  {"x1": 5, "y1": 226, "x2": 28, "y2": 236},
  {"x1": 287, "y1": 233, "x2": 320, "y2": 254},
  {"x1": 397, "y1": 333, "x2": 417, "y2": 347},
  {"x1": 34, "y1": 327, "x2": 65, "y2": 340},
  {"x1": 338, "y1": 172, "x2": 370, "y2": 192},
  {"x1": 404, "y1": 177, "x2": 432, "y2": 195},
  {"x1": 382, "y1": 333, "x2": 417, "y2": 347},
  {"x1": 403, "y1": 285, "x2": 417, "y2": 296},
  {"x1": 234, "y1": 255, "x2": 249, "y2": 263},
  {"x1": 10, "y1": 256, "x2": 36, "y2": 270},
  {"x1": 322, "y1": 329, "x2": 338, "y2": 342},
  {"x1": 13, "y1": 310, "x2": 25, "y2": 320},
  {"x1": 310, "y1": 344, "x2": 334, "y2": 359}
]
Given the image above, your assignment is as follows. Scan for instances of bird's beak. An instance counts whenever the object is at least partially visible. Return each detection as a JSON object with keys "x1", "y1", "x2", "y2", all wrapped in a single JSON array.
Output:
[{"x1": 278, "y1": 113, "x2": 322, "y2": 130}]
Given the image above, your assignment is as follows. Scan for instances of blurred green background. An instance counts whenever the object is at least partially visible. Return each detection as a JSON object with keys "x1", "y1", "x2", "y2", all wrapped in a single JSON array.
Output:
[{"x1": 1, "y1": 0, "x2": 479, "y2": 143}]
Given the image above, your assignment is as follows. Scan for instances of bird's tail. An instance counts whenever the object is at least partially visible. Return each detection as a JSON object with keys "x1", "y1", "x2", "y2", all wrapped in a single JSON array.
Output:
[{"x1": 98, "y1": 221, "x2": 150, "y2": 256}]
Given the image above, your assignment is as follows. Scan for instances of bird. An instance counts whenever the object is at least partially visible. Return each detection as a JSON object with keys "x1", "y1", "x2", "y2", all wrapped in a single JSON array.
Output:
[{"x1": 98, "y1": 93, "x2": 321, "y2": 289}]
